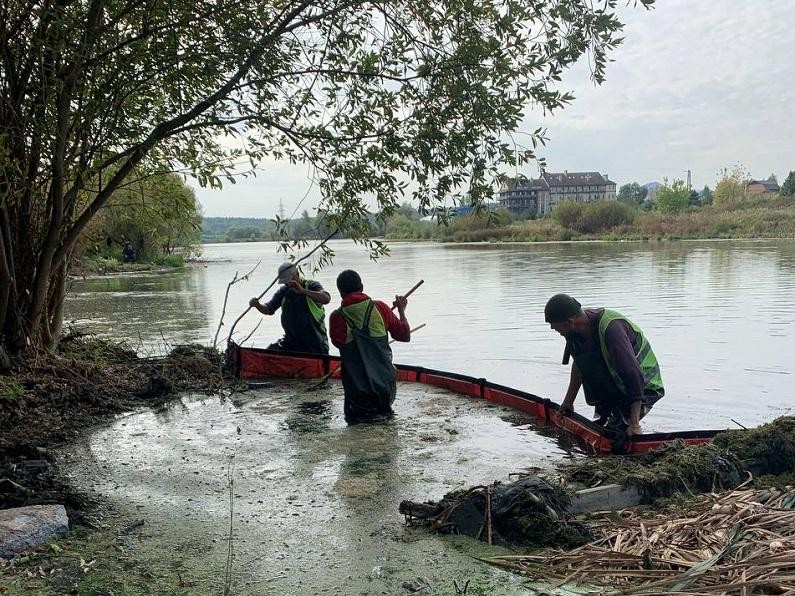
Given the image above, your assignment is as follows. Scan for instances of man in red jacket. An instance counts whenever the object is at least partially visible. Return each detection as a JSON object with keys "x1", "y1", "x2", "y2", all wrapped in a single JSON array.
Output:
[{"x1": 329, "y1": 270, "x2": 411, "y2": 424}]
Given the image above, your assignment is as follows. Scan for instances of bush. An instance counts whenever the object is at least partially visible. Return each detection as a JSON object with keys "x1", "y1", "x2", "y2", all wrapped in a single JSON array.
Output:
[
  {"x1": 656, "y1": 179, "x2": 691, "y2": 214},
  {"x1": 552, "y1": 200, "x2": 634, "y2": 234},
  {"x1": 577, "y1": 201, "x2": 635, "y2": 233},
  {"x1": 553, "y1": 201, "x2": 585, "y2": 230},
  {"x1": 152, "y1": 254, "x2": 185, "y2": 268},
  {"x1": 713, "y1": 164, "x2": 750, "y2": 207},
  {"x1": 80, "y1": 255, "x2": 122, "y2": 272}
]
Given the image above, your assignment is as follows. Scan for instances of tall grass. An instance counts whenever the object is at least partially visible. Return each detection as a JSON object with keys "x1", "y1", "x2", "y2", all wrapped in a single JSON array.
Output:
[{"x1": 383, "y1": 197, "x2": 795, "y2": 243}]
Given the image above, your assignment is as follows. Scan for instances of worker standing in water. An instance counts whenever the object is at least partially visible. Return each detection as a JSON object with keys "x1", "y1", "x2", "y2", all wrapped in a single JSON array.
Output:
[
  {"x1": 249, "y1": 262, "x2": 331, "y2": 354},
  {"x1": 544, "y1": 293, "x2": 664, "y2": 438},
  {"x1": 329, "y1": 269, "x2": 411, "y2": 424}
]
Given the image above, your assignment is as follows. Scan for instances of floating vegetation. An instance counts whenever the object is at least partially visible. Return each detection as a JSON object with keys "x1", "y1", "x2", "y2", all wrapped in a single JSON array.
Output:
[
  {"x1": 559, "y1": 439, "x2": 746, "y2": 501},
  {"x1": 713, "y1": 416, "x2": 795, "y2": 477}
]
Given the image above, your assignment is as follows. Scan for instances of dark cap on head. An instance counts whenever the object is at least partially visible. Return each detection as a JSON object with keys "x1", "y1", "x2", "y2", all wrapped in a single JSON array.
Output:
[
  {"x1": 336, "y1": 269, "x2": 363, "y2": 295},
  {"x1": 544, "y1": 294, "x2": 582, "y2": 323}
]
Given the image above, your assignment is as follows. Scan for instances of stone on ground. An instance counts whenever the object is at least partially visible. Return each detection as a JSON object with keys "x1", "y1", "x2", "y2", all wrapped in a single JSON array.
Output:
[{"x1": 0, "y1": 504, "x2": 69, "y2": 558}]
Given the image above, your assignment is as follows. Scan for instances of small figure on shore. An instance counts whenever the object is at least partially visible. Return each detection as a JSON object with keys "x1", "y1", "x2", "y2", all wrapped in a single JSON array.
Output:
[
  {"x1": 329, "y1": 270, "x2": 411, "y2": 424},
  {"x1": 544, "y1": 294, "x2": 664, "y2": 438},
  {"x1": 249, "y1": 262, "x2": 330, "y2": 355},
  {"x1": 121, "y1": 241, "x2": 137, "y2": 263}
]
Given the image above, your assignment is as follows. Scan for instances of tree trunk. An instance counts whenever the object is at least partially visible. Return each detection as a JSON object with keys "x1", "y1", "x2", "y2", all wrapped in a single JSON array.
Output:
[
  {"x1": 0, "y1": 216, "x2": 11, "y2": 344},
  {"x1": 46, "y1": 258, "x2": 69, "y2": 350},
  {"x1": 0, "y1": 207, "x2": 25, "y2": 353}
]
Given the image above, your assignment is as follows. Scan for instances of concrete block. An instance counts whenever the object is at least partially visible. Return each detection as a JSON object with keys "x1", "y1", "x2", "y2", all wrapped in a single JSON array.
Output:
[
  {"x1": 568, "y1": 483, "x2": 643, "y2": 514},
  {"x1": 0, "y1": 505, "x2": 69, "y2": 558}
]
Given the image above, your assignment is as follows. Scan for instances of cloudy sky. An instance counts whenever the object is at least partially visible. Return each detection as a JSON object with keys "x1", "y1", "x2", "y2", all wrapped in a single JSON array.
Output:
[{"x1": 198, "y1": 0, "x2": 794, "y2": 217}]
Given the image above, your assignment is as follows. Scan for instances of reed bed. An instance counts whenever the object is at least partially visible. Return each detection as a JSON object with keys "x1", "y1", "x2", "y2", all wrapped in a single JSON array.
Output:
[{"x1": 485, "y1": 484, "x2": 795, "y2": 595}]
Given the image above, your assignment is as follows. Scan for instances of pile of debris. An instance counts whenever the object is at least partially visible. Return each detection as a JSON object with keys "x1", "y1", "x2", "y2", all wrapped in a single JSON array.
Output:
[
  {"x1": 486, "y1": 484, "x2": 795, "y2": 595},
  {"x1": 1, "y1": 335, "x2": 225, "y2": 510},
  {"x1": 558, "y1": 416, "x2": 795, "y2": 502},
  {"x1": 399, "y1": 476, "x2": 592, "y2": 549},
  {"x1": 558, "y1": 438, "x2": 747, "y2": 501},
  {"x1": 713, "y1": 416, "x2": 795, "y2": 486}
]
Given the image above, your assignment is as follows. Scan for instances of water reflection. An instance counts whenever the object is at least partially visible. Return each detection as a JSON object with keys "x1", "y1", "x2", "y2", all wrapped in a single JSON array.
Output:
[
  {"x1": 65, "y1": 239, "x2": 795, "y2": 431},
  {"x1": 65, "y1": 269, "x2": 213, "y2": 350}
]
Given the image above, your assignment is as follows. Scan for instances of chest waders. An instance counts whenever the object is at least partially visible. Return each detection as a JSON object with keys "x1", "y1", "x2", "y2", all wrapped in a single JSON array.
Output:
[
  {"x1": 571, "y1": 309, "x2": 664, "y2": 423},
  {"x1": 337, "y1": 299, "x2": 397, "y2": 423},
  {"x1": 279, "y1": 279, "x2": 329, "y2": 355}
]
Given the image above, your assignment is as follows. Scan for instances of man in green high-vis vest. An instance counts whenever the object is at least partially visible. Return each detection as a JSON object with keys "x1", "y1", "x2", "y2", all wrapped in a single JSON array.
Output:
[
  {"x1": 249, "y1": 262, "x2": 331, "y2": 355},
  {"x1": 544, "y1": 294, "x2": 664, "y2": 438}
]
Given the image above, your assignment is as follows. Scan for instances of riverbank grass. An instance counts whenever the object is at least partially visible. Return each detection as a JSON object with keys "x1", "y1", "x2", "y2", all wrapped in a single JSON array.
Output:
[
  {"x1": 386, "y1": 196, "x2": 795, "y2": 243},
  {"x1": 76, "y1": 254, "x2": 186, "y2": 275}
]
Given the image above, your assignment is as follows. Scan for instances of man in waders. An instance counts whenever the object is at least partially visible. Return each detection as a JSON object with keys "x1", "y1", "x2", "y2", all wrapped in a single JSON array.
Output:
[
  {"x1": 329, "y1": 270, "x2": 411, "y2": 424},
  {"x1": 249, "y1": 262, "x2": 331, "y2": 355},
  {"x1": 544, "y1": 294, "x2": 664, "y2": 439}
]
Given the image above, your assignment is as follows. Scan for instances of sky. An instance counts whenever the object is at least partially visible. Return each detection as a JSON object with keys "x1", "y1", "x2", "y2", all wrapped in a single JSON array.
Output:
[{"x1": 197, "y1": 0, "x2": 795, "y2": 218}]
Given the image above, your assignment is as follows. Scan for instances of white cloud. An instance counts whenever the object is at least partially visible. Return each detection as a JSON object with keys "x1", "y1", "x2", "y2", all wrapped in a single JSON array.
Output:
[
  {"x1": 197, "y1": 0, "x2": 794, "y2": 215},
  {"x1": 533, "y1": 0, "x2": 795, "y2": 187}
]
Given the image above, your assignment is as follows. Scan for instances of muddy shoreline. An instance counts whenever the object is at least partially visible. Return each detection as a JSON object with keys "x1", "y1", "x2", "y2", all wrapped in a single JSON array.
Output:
[
  {"x1": 0, "y1": 337, "x2": 224, "y2": 512},
  {"x1": 3, "y1": 338, "x2": 795, "y2": 595},
  {"x1": 2, "y1": 340, "x2": 569, "y2": 594}
]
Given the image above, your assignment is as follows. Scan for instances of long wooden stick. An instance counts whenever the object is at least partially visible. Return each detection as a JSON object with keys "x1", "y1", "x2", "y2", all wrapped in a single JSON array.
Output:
[
  {"x1": 486, "y1": 485, "x2": 493, "y2": 546},
  {"x1": 391, "y1": 279, "x2": 424, "y2": 310},
  {"x1": 224, "y1": 229, "x2": 337, "y2": 346}
]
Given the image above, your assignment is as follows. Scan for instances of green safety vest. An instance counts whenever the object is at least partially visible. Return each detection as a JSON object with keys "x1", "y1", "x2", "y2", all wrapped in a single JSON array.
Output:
[
  {"x1": 597, "y1": 309, "x2": 664, "y2": 396},
  {"x1": 282, "y1": 278, "x2": 327, "y2": 330},
  {"x1": 339, "y1": 298, "x2": 387, "y2": 343}
]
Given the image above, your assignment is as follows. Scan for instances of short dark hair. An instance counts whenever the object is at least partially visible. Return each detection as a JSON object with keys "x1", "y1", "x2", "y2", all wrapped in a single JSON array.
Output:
[
  {"x1": 544, "y1": 294, "x2": 582, "y2": 323},
  {"x1": 336, "y1": 269, "x2": 363, "y2": 295}
]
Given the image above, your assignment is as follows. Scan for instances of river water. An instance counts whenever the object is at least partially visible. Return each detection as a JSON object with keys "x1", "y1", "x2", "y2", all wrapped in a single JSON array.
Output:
[
  {"x1": 66, "y1": 239, "x2": 795, "y2": 431},
  {"x1": 60, "y1": 239, "x2": 795, "y2": 594}
]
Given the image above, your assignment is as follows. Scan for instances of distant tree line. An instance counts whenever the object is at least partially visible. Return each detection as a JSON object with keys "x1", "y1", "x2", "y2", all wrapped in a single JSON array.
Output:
[
  {"x1": 203, "y1": 210, "x2": 389, "y2": 243},
  {"x1": 203, "y1": 164, "x2": 795, "y2": 246}
]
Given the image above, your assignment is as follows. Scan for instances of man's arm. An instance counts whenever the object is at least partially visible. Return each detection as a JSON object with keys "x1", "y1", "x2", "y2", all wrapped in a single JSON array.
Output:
[
  {"x1": 287, "y1": 280, "x2": 331, "y2": 305},
  {"x1": 249, "y1": 299, "x2": 273, "y2": 315},
  {"x1": 604, "y1": 320, "x2": 645, "y2": 433},
  {"x1": 249, "y1": 286, "x2": 286, "y2": 315},
  {"x1": 329, "y1": 310, "x2": 347, "y2": 350},
  {"x1": 375, "y1": 298, "x2": 410, "y2": 342},
  {"x1": 628, "y1": 400, "x2": 643, "y2": 436},
  {"x1": 560, "y1": 361, "x2": 582, "y2": 415}
]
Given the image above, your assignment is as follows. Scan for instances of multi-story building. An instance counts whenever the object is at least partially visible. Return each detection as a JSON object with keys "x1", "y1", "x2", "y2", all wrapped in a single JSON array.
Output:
[{"x1": 499, "y1": 171, "x2": 617, "y2": 215}]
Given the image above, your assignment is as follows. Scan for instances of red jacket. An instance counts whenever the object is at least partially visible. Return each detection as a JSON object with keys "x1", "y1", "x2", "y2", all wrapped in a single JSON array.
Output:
[{"x1": 329, "y1": 292, "x2": 411, "y2": 349}]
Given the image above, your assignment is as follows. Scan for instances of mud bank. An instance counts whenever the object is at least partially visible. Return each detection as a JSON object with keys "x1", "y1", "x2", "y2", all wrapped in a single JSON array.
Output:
[{"x1": 52, "y1": 380, "x2": 582, "y2": 594}]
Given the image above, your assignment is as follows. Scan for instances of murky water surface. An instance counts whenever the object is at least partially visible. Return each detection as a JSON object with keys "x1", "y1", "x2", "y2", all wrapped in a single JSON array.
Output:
[
  {"x1": 61, "y1": 239, "x2": 795, "y2": 593},
  {"x1": 66, "y1": 239, "x2": 795, "y2": 430},
  {"x1": 63, "y1": 381, "x2": 578, "y2": 594}
]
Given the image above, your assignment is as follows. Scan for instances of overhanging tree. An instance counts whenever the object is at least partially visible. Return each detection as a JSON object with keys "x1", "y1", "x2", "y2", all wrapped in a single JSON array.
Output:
[{"x1": 0, "y1": 0, "x2": 652, "y2": 354}]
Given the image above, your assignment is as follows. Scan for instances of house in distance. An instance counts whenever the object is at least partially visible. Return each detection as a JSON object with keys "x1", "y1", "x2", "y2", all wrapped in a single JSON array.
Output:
[
  {"x1": 499, "y1": 171, "x2": 617, "y2": 216},
  {"x1": 746, "y1": 175, "x2": 780, "y2": 194}
]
